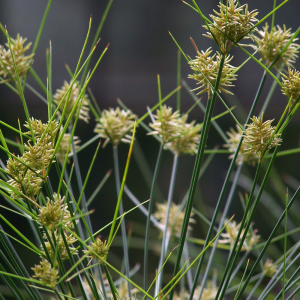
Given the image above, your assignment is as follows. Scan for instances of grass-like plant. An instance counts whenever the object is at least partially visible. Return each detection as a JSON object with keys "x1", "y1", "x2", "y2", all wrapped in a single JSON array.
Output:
[{"x1": 0, "y1": 0, "x2": 300, "y2": 299}]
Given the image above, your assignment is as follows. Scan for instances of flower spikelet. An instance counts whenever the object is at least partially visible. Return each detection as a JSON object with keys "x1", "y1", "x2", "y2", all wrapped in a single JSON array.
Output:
[
  {"x1": 56, "y1": 132, "x2": 80, "y2": 164},
  {"x1": 224, "y1": 124, "x2": 257, "y2": 165},
  {"x1": 84, "y1": 238, "x2": 110, "y2": 263},
  {"x1": 250, "y1": 23, "x2": 299, "y2": 68},
  {"x1": 204, "y1": 0, "x2": 258, "y2": 53},
  {"x1": 243, "y1": 115, "x2": 282, "y2": 158},
  {"x1": 0, "y1": 34, "x2": 34, "y2": 82},
  {"x1": 31, "y1": 259, "x2": 59, "y2": 288},
  {"x1": 37, "y1": 193, "x2": 72, "y2": 230},
  {"x1": 188, "y1": 48, "x2": 237, "y2": 96},
  {"x1": 219, "y1": 219, "x2": 260, "y2": 251},
  {"x1": 53, "y1": 80, "x2": 90, "y2": 123},
  {"x1": 263, "y1": 259, "x2": 277, "y2": 277},
  {"x1": 169, "y1": 114, "x2": 201, "y2": 155},
  {"x1": 153, "y1": 202, "x2": 195, "y2": 238},
  {"x1": 42, "y1": 231, "x2": 77, "y2": 261},
  {"x1": 94, "y1": 107, "x2": 136, "y2": 147},
  {"x1": 148, "y1": 105, "x2": 181, "y2": 145},
  {"x1": 281, "y1": 68, "x2": 300, "y2": 106}
]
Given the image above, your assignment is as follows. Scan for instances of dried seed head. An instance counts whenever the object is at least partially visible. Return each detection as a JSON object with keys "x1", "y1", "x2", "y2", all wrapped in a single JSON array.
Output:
[
  {"x1": 263, "y1": 259, "x2": 278, "y2": 277},
  {"x1": 224, "y1": 124, "x2": 257, "y2": 165},
  {"x1": 204, "y1": 0, "x2": 258, "y2": 53},
  {"x1": 188, "y1": 48, "x2": 237, "y2": 96},
  {"x1": 94, "y1": 107, "x2": 136, "y2": 147},
  {"x1": 84, "y1": 238, "x2": 110, "y2": 263},
  {"x1": 42, "y1": 231, "x2": 77, "y2": 261},
  {"x1": 0, "y1": 34, "x2": 34, "y2": 82},
  {"x1": 53, "y1": 80, "x2": 90, "y2": 123},
  {"x1": 219, "y1": 219, "x2": 260, "y2": 251},
  {"x1": 281, "y1": 68, "x2": 300, "y2": 107},
  {"x1": 37, "y1": 193, "x2": 72, "y2": 230},
  {"x1": 250, "y1": 23, "x2": 299, "y2": 68},
  {"x1": 153, "y1": 202, "x2": 195, "y2": 238},
  {"x1": 31, "y1": 259, "x2": 59, "y2": 288},
  {"x1": 243, "y1": 115, "x2": 282, "y2": 159}
]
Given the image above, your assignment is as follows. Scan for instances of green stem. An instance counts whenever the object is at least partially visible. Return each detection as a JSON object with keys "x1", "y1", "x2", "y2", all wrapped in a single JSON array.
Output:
[{"x1": 143, "y1": 144, "x2": 163, "y2": 293}]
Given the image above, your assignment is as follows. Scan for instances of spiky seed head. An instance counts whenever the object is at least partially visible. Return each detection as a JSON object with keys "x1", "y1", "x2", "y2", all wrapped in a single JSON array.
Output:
[
  {"x1": 153, "y1": 202, "x2": 195, "y2": 238},
  {"x1": 188, "y1": 48, "x2": 237, "y2": 96},
  {"x1": 37, "y1": 193, "x2": 72, "y2": 230},
  {"x1": 84, "y1": 238, "x2": 110, "y2": 263},
  {"x1": 0, "y1": 34, "x2": 34, "y2": 82},
  {"x1": 243, "y1": 115, "x2": 282, "y2": 159},
  {"x1": 53, "y1": 80, "x2": 90, "y2": 123},
  {"x1": 263, "y1": 259, "x2": 278, "y2": 277},
  {"x1": 31, "y1": 259, "x2": 59, "y2": 288},
  {"x1": 42, "y1": 231, "x2": 77, "y2": 261},
  {"x1": 281, "y1": 68, "x2": 300, "y2": 107},
  {"x1": 204, "y1": 0, "x2": 258, "y2": 53},
  {"x1": 250, "y1": 23, "x2": 299, "y2": 69},
  {"x1": 224, "y1": 124, "x2": 257, "y2": 165},
  {"x1": 94, "y1": 107, "x2": 136, "y2": 147}
]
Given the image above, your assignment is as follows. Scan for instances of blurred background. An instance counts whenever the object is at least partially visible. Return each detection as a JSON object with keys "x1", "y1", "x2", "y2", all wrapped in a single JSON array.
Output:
[{"x1": 1, "y1": 0, "x2": 300, "y2": 292}]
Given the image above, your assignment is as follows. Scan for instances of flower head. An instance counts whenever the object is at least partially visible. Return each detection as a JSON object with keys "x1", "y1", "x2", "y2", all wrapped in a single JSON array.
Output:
[
  {"x1": 37, "y1": 193, "x2": 72, "y2": 230},
  {"x1": 153, "y1": 202, "x2": 195, "y2": 238},
  {"x1": 263, "y1": 259, "x2": 278, "y2": 277},
  {"x1": 224, "y1": 124, "x2": 257, "y2": 165},
  {"x1": 84, "y1": 237, "x2": 110, "y2": 263},
  {"x1": 94, "y1": 107, "x2": 136, "y2": 147},
  {"x1": 0, "y1": 34, "x2": 34, "y2": 82},
  {"x1": 219, "y1": 219, "x2": 260, "y2": 251},
  {"x1": 31, "y1": 259, "x2": 59, "y2": 288},
  {"x1": 250, "y1": 23, "x2": 299, "y2": 68},
  {"x1": 53, "y1": 80, "x2": 90, "y2": 123},
  {"x1": 281, "y1": 68, "x2": 300, "y2": 107},
  {"x1": 243, "y1": 115, "x2": 282, "y2": 159},
  {"x1": 188, "y1": 48, "x2": 237, "y2": 96},
  {"x1": 56, "y1": 131, "x2": 80, "y2": 164},
  {"x1": 204, "y1": 0, "x2": 258, "y2": 53}
]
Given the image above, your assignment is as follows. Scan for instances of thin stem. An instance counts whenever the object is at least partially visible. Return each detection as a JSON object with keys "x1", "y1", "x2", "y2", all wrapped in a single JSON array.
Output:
[
  {"x1": 144, "y1": 144, "x2": 163, "y2": 292},
  {"x1": 113, "y1": 146, "x2": 131, "y2": 300}
]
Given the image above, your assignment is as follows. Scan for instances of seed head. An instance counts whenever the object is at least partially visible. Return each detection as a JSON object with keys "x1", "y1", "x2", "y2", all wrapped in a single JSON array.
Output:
[
  {"x1": 94, "y1": 107, "x2": 136, "y2": 147},
  {"x1": 243, "y1": 115, "x2": 282, "y2": 159},
  {"x1": 0, "y1": 34, "x2": 34, "y2": 82},
  {"x1": 53, "y1": 80, "x2": 90, "y2": 123},
  {"x1": 188, "y1": 48, "x2": 237, "y2": 96},
  {"x1": 37, "y1": 193, "x2": 72, "y2": 230},
  {"x1": 42, "y1": 231, "x2": 77, "y2": 261},
  {"x1": 250, "y1": 23, "x2": 299, "y2": 68},
  {"x1": 224, "y1": 124, "x2": 257, "y2": 165},
  {"x1": 204, "y1": 0, "x2": 258, "y2": 53},
  {"x1": 263, "y1": 259, "x2": 278, "y2": 277},
  {"x1": 281, "y1": 68, "x2": 300, "y2": 107},
  {"x1": 56, "y1": 131, "x2": 80, "y2": 164},
  {"x1": 153, "y1": 202, "x2": 195, "y2": 238},
  {"x1": 84, "y1": 238, "x2": 110, "y2": 263},
  {"x1": 31, "y1": 259, "x2": 59, "y2": 288}
]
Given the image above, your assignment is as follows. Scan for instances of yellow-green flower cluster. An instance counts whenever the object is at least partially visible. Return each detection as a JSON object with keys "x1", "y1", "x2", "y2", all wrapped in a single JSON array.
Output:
[
  {"x1": 219, "y1": 219, "x2": 260, "y2": 251},
  {"x1": 56, "y1": 131, "x2": 80, "y2": 164},
  {"x1": 188, "y1": 48, "x2": 237, "y2": 96},
  {"x1": 281, "y1": 68, "x2": 300, "y2": 107},
  {"x1": 53, "y1": 80, "x2": 90, "y2": 123},
  {"x1": 94, "y1": 107, "x2": 136, "y2": 147},
  {"x1": 242, "y1": 115, "x2": 282, "y2": 159},
  {"x1": 263, "y1": 259, "x2": 278, "y2": 277},
  {"x1": 250, "y1": 23, "x2": 299, "y2": 68},
  {"x1": 5, "y1": 119, "x2": 58, "y2": 200},
  {"x1": 84, "y1": 237, "x2": 110, "y2": 263},
  {"x1": 149, "y1": 105, "x2": 201, "y2": 155},
  {"x1": 224, "y1": 124, "x2": 257, "y2": 165},
  {"x1": 204, "y1": 0, "x2": 258, "y2": 53},
  {"x1": 153, "y1": 202, "x2": 195, "y2": 238},
  {"x1": 32, "y1": 259, "x2": 59, "y2": 289},
  {"x1": 0, "y1": 34, "x2": 34, "y2": 82}
]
